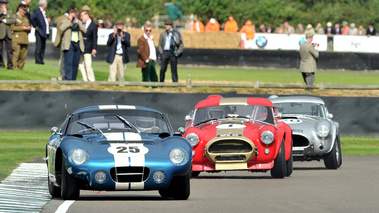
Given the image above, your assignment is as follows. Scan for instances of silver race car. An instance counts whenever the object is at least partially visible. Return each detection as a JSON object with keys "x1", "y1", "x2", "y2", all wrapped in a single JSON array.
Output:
[{"x1": 269, "y1": 95, "x2": 342, "y2": 169}]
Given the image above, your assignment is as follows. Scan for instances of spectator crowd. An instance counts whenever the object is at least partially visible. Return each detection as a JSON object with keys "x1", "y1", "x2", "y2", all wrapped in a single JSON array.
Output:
[{"x1": 0, "y1": 0, "x2": 377, "y2": 83}]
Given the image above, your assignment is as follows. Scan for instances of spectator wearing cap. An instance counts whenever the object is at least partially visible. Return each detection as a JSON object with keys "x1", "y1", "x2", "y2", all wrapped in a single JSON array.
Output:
[
  {"x1": 11, "y1": 2, "x2": 31, "y2": 70},
  {"x1": 325, "y1": 22, "x2": 335, "y2": 35},
  {"x1": 60, "y1": 7, "x2": 87, "y2": 80},
  {"x1": 30, "y1": 0, "x2": 49, "y2": 65},
  {"x1": 78, "y1": 6, "x2": 97, "y2": 81},
  {"x1": 239, "y1": 20, "x2": 256, "y2": 49},
  {"x1": 366, "y1": 24, "x2": 376, "y2": 37},
  {"x1": 106, "y1": 21, "x2": 130, "y2": 82},
  {"x1": 299, "y1": 31, "x2": 319, "y2": 91},
  {"x1": 0, "y1": 0, "x2": 15, "y2": 70},
  {"x1": 157, "y1": 19, "x2": 183, "y2": 82},
  {"x1": 349, "y1": 23, "x2": 358, "y2": 35},
  {"x1": 304, "y1": 24, "x2": 315, "y2": 35},
  {"x1": 16, "y1": 0, "x2": 31, "y2": 21},
  {"x1": 205, "y1": 18, "x2": 220, "y2": 32}
]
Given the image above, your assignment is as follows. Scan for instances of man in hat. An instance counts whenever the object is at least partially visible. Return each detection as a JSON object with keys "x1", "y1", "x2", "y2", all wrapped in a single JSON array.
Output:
[
  {"x1": 157, "y1": 19, "x2": 183, "y2": 82},
  {"x1": 0, "y1": 0, "x2": 15, "y2": 70},
  {"x1": 299, "y1": 31, "x2": 319, "y2": 91},
  {"x1": 11, "y1": 2, "x2": 31, "y2": 69},
  {"x1": 30, "y1": 0, "x2": 49, "y2": 65}
]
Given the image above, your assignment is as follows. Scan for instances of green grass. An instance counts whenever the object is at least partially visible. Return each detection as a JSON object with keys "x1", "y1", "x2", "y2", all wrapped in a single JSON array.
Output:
[
  {"x1": 0, "y1": 131, "x2": 378, "y2": 181},
  {"x1": 0, "y1": 131, "x2": 50, "y2": 181},
  {"x1": 1, "y1": 60, "x2": 379, "y2": 85}
]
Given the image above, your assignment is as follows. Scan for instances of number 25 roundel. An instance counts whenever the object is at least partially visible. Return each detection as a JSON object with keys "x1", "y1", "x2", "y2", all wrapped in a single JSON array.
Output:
[{"x1": 107, "y1": 143, "x2": 149, "y2": 156}]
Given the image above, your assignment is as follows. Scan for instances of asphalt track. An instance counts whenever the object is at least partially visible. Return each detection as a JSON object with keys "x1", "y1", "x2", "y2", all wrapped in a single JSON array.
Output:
[{"x1": 40, "y1": 156, "x2": 378, "y2": 213}]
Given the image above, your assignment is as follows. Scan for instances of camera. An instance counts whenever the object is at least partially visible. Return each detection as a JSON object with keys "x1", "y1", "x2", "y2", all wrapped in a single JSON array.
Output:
[
  {"x1": 117, "y1": 28, "x2": 121, "y2": 34},
  {"x1": 72, "y1": 16, "x2": 75, "y2": 22}
]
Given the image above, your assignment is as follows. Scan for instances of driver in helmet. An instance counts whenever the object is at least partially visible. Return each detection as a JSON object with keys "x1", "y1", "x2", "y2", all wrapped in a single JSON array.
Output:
[
  {"x1": 208, "y1": 106, "x2": 225, "y2": 119},
  {"x1": 135, "y1": 117, "x2": 158, "y2": 133}
]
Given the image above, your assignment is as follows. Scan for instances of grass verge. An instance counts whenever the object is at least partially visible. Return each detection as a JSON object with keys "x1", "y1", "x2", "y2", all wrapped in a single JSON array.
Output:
[{"x1": 0, "y1": 132, "x2": 378, "y2": 181}]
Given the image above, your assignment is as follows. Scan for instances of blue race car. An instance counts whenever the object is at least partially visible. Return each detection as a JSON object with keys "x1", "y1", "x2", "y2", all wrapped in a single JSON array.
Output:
[{"x1": 46, "y1": 105, "x2": 192, "y2": 200}]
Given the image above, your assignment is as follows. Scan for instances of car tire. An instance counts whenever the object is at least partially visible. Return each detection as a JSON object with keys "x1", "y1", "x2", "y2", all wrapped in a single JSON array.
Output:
[
  {"x1": 61, "y1": 158, "x2": 80, "y2": 200},
  {"x1": 271, "y1": 140, "x2": 286, "y2": 178},
  {"x1": 323, "y1": 135, "x2": 341, "y2": 169},
  {"x1": 159, "y1": 173, "x2": 190, "y2": 200},
  {"x1": 337, "y1": 135, "x2": 342, "y2": 168},
  {"x1": 285, "y1": 144, "x2": 293, "y2": 177},
  {"x1": 48, "y1": 173, "x2": 61, "y2": 198}
]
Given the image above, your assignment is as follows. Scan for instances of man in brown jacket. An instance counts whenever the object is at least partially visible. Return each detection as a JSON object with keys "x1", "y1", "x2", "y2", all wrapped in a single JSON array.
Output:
[
  {"x1": 299, "y1": 31, "x2": 319, "y2": 91},
  {"x1": 137, "y1": 22, "x2": 158, "y2": 83},
  {"x1": 11, "y1": 3, "x2": 31, "y2": 70}
]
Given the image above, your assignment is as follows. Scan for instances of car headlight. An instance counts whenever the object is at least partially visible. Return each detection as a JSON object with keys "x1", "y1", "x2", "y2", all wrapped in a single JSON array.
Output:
[
  {"x1": 186, "y1": 133, "x2": 199, "y2": 147},
  {"x1": 261, "y1": 131, "x2": 274, "y2": 145},
  {"x1": 70, "y1": 148, "x2": 89, "y2": 165},
  {"x1": 169, "y1": 148, "x2": 188, "y2": 166},
  {"x1": 317, "y1": 125, "x2": 330, "y2": 138}
]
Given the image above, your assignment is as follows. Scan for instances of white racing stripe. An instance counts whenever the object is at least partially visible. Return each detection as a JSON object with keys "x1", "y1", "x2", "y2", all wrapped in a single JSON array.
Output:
[
  {"x1": 55, "y1": 200, "x2": 75, "y2": 213},
  {"x1": 104, "y1": 132, "x2": 148, "y2": 190}
]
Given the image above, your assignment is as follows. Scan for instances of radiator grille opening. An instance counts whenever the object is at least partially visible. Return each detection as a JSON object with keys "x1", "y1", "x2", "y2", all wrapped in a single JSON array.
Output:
[
  {"x1": 215, "y1": 155, "x2": 246, "y2": 161},
  {"x1": 110, "y1": 167, "x2": 150, "y2": 183},
  {"x1": 292, "y1": 135, "x2": 310, "y2": 147},
  {"x1": 209, "y1": 140, "x2": 253, "y2": 153}
]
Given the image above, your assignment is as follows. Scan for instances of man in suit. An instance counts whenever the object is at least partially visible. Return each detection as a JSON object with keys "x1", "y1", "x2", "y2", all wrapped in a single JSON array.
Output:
[
  {"x1": 106, "y1": 21, "x2": 130, "y2": 82},
  {"x1": 157, "y1": 19, "x2": 183, "y2": 82},
  {"x1": 11, "y1": 3, "x2": 31, "y2": 70},
  {"x1": 299, "y1": 31, "x2": 319, "y2": 91},
  {"x1": 30, "y1": 0, "x2": 49, "y2": 65},
  {"x1": 53, "y1": 11, "x2": 68, "y2": 80},
  {"x1": 79, "y1": 8, "x2": 97, "y2": 81},
  {"x1": 60, "y1": 7, "x2": 86, "y2": 80},
  {"x1": 0, "y1": 0, "x2": 15, "y2": 70},
  {"x1": 137, "y1": 22, "x2": 158, "y2": 83}
]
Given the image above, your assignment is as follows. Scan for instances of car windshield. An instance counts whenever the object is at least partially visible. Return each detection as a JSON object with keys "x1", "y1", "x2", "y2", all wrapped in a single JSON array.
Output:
[
  {"x1": 66, "y1": 109, "x2": 171, "y2": 135},
  {"x1": 193, "y1": 105, "x2": 275, "y2": 126},
  {"x1": 274, "y1": 102, "x2": 326, "y2": 118}
]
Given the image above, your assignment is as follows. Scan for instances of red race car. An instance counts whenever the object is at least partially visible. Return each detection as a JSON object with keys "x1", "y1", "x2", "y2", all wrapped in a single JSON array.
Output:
[{"x1": 183, "y1": 95, "x2": 293, "y2": 178}]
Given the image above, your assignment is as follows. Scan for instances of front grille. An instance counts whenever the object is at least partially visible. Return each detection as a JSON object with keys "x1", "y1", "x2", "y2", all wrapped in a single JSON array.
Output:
[
  {"x1": 215, "y1": 155, "x2": 246, "y2": 161},
  {"x1": 208, "y1": 140, "x2": 253, "y2": 153},
  {"x1": 292, "y1": 135, "x2": 309, "y2": 147},
  {"x1": 110, "y1": 167, "x2": 150, "y2": 183}
]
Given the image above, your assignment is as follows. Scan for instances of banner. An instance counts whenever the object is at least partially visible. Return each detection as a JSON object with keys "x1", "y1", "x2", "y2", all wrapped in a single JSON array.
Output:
[{"x1": 333, "y1": 35, "x2": 379, "y2": 53}]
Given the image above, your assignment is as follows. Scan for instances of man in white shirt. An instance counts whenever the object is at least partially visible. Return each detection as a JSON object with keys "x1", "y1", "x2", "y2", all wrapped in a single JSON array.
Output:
[{"x1": 137, "y1": 22, "x2": 158, "y2": 83}]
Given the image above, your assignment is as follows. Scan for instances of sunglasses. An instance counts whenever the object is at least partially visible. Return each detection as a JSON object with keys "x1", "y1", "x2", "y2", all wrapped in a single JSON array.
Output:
[{"x1": 145, "y1": 30, "x2": 151, "y2": 32}]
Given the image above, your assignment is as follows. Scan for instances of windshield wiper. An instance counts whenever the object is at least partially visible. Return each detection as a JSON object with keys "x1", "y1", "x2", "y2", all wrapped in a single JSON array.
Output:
[
  {"x1": 77, "y1": 121, "x2": 104, "y2": 137},
  {"x1": 195, "y1": 118, "x2": 219, "y2": 126},
  {"x1": 116, "y1": 115, "x2": 140, "y2": 133}
]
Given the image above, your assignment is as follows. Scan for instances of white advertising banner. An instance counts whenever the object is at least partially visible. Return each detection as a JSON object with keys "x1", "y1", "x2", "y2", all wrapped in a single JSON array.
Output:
[
  {"x1": 244, "y1": 33, "x2": 328, "y2": 51},
  {"x1": 333, "y1": 35, "x2": 379, "y2": 53}
]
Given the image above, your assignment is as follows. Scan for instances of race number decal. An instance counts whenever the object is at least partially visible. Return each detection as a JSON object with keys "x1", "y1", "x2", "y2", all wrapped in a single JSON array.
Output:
[{"x1": 107, "y1": 143, "x2": 149, "y2": 156}]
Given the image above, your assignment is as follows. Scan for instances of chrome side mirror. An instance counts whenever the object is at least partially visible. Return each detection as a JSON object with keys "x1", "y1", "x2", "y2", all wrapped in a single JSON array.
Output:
[
  {"x1": 177, "y1": 127, "x2": 185, "y2": 135},
  {"x1": 50, "y1": 127, "x2": 59, "y2": 134},
  {"x1": 328, "y1": 114, "x2": 333, "y2": 119},
  {"x1": 185, "y1": 115, "x2": 193, "y2": 122}
]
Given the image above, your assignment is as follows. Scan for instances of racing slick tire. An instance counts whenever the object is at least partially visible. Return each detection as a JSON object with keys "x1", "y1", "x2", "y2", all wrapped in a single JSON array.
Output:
[
  {"x1": 159, "y1": 173, "x2": 190, "y2": 200},
  {"x1": 323, "y1": 135, "x2": 342, "y2": 169},
  {"x1": 271, "y1": 140, "x2": 286, "y2": 178},
  {"x1": 48, "y1": 173, "x2": 61, "y2": 198},
  {"x1": 285, "y1": 145, "x2": 293, "y2": 177},
  {"x1": 61, "y1": 157, "x2": 80, "y2": 200}
]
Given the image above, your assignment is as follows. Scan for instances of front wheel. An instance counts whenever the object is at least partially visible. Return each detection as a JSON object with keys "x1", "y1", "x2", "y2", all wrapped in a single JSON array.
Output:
[
  {"x1": 271, "y1": 140, "x2": 286, "y2": 178},
  {"x1": 159, "y1": 173, "x2": 190, "y2": 200},
  {"x1": 61, "y1": 157, "x2": 80, "y2": 200},
  {"x1": 324, "y1": 135, "x2": 342, "y2": 169},
  {"x1": 285, "y1": 146, "x2": 293, "y2": 177},
  {"x1": 48, "y1": 173, "x2": 61, "y2": 198}
]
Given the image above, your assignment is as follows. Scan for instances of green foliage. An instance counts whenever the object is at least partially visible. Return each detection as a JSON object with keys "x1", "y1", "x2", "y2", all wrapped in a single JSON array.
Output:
[{"x1": 5, "y1": 0, "x2": 378, "y2": 30}]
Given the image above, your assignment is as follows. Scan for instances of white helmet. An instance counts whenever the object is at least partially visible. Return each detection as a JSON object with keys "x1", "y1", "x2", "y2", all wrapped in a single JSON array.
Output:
[{"x1": 135, "y1": 117, "x2": 156, "y2": 132}]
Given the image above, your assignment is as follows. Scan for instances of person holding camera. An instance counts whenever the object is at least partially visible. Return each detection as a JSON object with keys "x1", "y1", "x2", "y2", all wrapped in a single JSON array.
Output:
[
  {"x1": 60, "y1": 7, "x2": 86, "y2": 80},
  {"x1": 299, "y1": 31, "x2": 319, "y2": 91},
  {"x1": 106, "y1": 21, "x2": 130, "y2": 82},
  {"x1": 11, "y1": 2, "x2": 31, "y2": 70},
  {"x1": 30, "y1": 0, "x2": 49, "y2": 65},
  {"x1": 0, "y1": 0, "x2": 15, "y2": 70}
]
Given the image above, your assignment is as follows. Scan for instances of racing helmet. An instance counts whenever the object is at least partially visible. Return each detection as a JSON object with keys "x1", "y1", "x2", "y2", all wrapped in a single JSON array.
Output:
[
  {"x1": 135, "y1": 117, "x2": 156, "y2": 132},
  {"x1": 207, "y1": 106, "x2": 225, "y2": 119}
]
